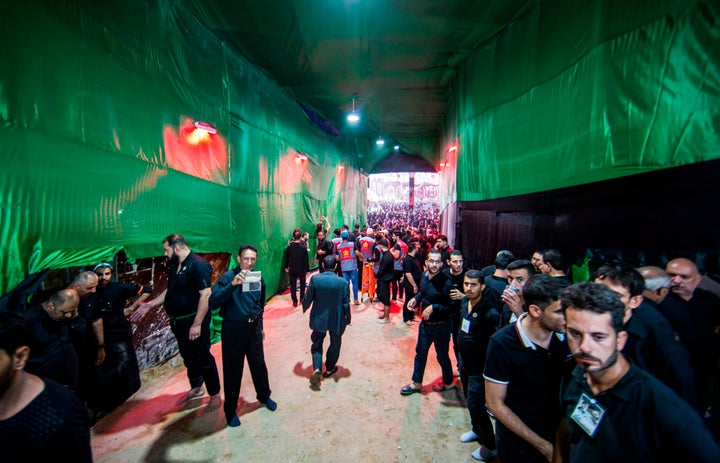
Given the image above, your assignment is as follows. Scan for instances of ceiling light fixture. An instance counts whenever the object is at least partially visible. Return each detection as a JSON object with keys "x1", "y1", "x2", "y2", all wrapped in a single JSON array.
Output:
[
  {"x1": 376, "y1": 135, "x2": 385, "y2": 146},
  {"x1": 394, "y1": 144, "x2": 400, "y2": 151},
  {"x1": 346, "y1": 96, "x2": 360, "y2": 123}
]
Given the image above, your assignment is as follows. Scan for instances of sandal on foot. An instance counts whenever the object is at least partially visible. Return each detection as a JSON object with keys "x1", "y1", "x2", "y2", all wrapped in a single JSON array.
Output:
[
  {"x1": 432, "y1": 383, "x2": 457, "y2": 393},
  {"x1": 400, "y1": 384, "x2": 421, "y2": 396}
]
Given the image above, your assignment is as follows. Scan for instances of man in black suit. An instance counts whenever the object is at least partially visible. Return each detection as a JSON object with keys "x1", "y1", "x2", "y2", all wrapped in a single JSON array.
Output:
[
  {"x1": 302, "y1": 255, "x2": 351, "y2": 386},
  {"x1": 284, "y1": 230, "x2": 310, "y2": 307}
]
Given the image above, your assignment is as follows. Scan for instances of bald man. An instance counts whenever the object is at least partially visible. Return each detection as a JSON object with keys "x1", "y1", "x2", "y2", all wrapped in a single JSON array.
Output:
[
  {"x1": 24, "y1": 289, "x2": 82, "y2": 389},
  {"x1": 638, "y1": 266, "x2": 698, "y2": 362},
  {"x1": 665, "y1": 258, "x2": 720, "y2": 425}
]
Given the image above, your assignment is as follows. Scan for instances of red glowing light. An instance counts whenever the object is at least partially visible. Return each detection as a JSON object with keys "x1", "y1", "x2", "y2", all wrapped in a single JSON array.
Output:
[
  {"x1": 447, "y1": 144, "x2": 457, "y2": 153},
  {"x1": 296, "y1": 153, "x2": 308, "y2": 161},
  {"x1": 194, "y1": 120, "x2": 217, "y2": 134}
]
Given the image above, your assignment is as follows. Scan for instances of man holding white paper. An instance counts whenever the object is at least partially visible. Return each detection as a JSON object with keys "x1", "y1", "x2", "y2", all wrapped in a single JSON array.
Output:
[{"x1": 209, "y1": 244, "x2": 276, "y2": 427}]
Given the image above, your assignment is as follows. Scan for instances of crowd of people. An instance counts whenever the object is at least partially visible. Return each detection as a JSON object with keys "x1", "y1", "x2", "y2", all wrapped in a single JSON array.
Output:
[
  {"x1": 366, "y1": 200, "x2": 441, "y2": 235},
  {"x1": 1, "y1": 223, "x2": 720, "y2": 461},
  {"x1": 302, "y1": 221, "x2": 720, "y2": 461}
]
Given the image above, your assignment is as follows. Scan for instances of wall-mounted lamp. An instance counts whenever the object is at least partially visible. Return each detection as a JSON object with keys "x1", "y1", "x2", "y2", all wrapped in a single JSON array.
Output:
[
  {"x1": 447, "y1": 143, "x2": 458, "y2": 153},
  {"x1": 296, "y1": 153, "x2": 308, "y2": 161},
  {"x1": 438, "y1": 160, "x2": 448, "y2": 169},
  {"x1": 337, "y1": 164, "x2": 345, "y2": 172},
  {"x1": 194, "y1": 121, "x2": 217, "y2": 134}
]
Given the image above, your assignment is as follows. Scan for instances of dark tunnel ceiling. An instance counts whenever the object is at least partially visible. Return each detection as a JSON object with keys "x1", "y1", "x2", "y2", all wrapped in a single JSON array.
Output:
[{"x1": 182, "y1": 0, "x2": 535, "y2": 167}]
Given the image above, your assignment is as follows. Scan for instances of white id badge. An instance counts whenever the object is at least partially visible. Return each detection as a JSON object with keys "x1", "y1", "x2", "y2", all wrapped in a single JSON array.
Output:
[
  {"x1": 461, "y1": 318, "x2": 470, "y2": 333},
  {"x1": 570, "y1": 392, "x2": 605, "y2": 437}
]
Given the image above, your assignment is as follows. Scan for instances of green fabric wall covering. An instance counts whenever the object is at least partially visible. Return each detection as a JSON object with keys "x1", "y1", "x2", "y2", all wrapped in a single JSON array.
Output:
[
  {"x1": 447, "y1": 0, "x2": 720, "y2": 202},
  {"x1": 0, "y1": 0, "x2": 365, "y2": 294}
]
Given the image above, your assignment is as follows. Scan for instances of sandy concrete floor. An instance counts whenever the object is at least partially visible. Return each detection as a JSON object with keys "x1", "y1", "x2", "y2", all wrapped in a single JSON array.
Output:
[{"x1": 91, "y1": 285, "x2": 482, "y2": 463}]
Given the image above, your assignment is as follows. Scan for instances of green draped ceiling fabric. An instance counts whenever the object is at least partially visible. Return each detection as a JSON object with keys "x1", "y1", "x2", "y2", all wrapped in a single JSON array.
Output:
[
  {"x1": 1, "y1": 0, "x2": 719, "y2": 294},
  {"x1": 0, "y1": 0, "x2": 365, "y2": 294},
  {"x1": 447, "y1": 0, "x2": 720, "y2": 204}
]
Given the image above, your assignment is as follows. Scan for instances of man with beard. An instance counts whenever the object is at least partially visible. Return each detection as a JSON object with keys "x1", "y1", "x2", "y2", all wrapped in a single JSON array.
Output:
[
  {"x1": 484, "y1": 275, "x2": 573, "y2": 462},
  {"x1": 0, "y1": 311, "x2": 92, "y2": 462},
  {"x1": 315, "y1": 230, "x2": 334, "y2": 273},
  {"x1": 665, "y1": 257, "x2": 720, "y2": 421},
  {"x1": 554, "y1": 282, "x2": 719, "y2": 462},
  {"x1": 594, "y1": 262, "x2": 697, "y2": 409},
  {"x1": 500, "y1": 259, "x2": 537, "y2": 325},
  {"x1": 67, "y1": 271, "x2": 103, "y2": 402},
  {"x1": 209, "y1": 244, "x2": 276, "y2": 427},
  {"x1": 131, "y1": 234, "x2": 221, "y2": 411},
  {"x1": 401, "y1": 249, "x2": 454, "y2": 395},
  {"x1": 24, "y1": 289, "x2": 82, "y2": 389},
  {"x1": 456, "y1": 270, "x2": 502, "y2": 461},
  {"x1": 88, "y1": 262, "x2": 151, "y2": 420}
]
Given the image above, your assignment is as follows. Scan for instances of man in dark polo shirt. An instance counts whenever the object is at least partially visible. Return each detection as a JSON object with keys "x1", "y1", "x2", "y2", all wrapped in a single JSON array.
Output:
[
  {"x1": 594, "y1": 262, "x2": 698, "y2": 409},
  {"x1": 456, "y1": 270, "x2": 502, "y2": 461},
  {"x1": 555, "y1": 282, "x2": 720, "y2": 463},
  {"x1": 131, "y1": 234, "x2": 221, "y2": 410},
  {"x1": 209, "y1": 244, "x2": 276, "y2": 427},
  {"x1": 484, "y1": 275, "x2": 573, "y2": 462},
  {"x1": 401, "y1": 248, "x2": 454, "y2": 395}
]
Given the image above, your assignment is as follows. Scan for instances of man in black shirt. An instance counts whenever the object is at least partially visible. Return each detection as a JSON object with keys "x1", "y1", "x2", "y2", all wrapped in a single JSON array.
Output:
[
  {"x1": 444, "y1": 249, "x2": 466, "y2": 372},
  {"x1": 484, "y1": 250, "x2": 514, "y2": 295},
  {"x1": 24, "y1": 289, "x2": 81, "y2": 389},
  {"x1": 315, "y1": 230, "x2": 334, "y2": 273},
  {"x1": 131, "y1": 234, "x2": 221, "y2": 411},
  {"x1": 375, "y1": 239, "x2": 394, "y2": 324},
  {"x1": 484, "y1": 275, "x2": 573, "y2": 462},
  {"x1": 0, "y1": 311, "x2": 92, "y2": 463},
  {"x1": 555, "y1": 282, "x2": 720, "y2": 463},
  {"x1": 666, "y1": 257, "x2": 720, "y2": 421},
  {"x1": 88, "y1": 262, "x2": 151, "y2": 417},
  {"x1": 284, "y1": 230, "x2": 310, "y2": 307},
  {"x1": 402, "y1": 240, "x2": 423, "y2": 323},
  {"x1": 500, "y1": 259, "x2": 536, "y2": 325},
  {"x1": 209, "y1": 244, "x2": 276, "y2": 427},
  {"x1": 594, "y1": 262, "x2": 697, "y2": 408},
  {"x1": 457, "y1": 270, "x2": 501, "y2": 461},
  {"x1": 402, "y1": 249, "x2": 454, "y2": 395}
]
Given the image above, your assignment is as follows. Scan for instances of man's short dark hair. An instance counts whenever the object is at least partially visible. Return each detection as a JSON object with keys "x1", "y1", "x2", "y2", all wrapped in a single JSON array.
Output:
[
  {"x1": 0, "y1": 311, "x2": 28, "y2": 355},
  {"x1": 323, "y1": 255, "x2": 337, "y2": 270},
  {"x1": 522, "y1": 274, "x2": 571, "y2": 309},
  {"x1": 427, "y1": 248, "x2": 442, "y2": 260},
  {"x1": 449, "y1": 250, "x2": 463, "y2": 260},
  {"x1": 464, "y1": 269, "x2": 484, "y2": 285},
  {"x1": 437, "y1": 235, "x2": 448, "y2": 242},
  {"x1": 164, "y1": 233, "x2": 188, "y2": 248},
  {"x1": 238, "y1": 244, "x2": 258, "y2": 257},
  {"x1": 561, "y1": 282, "x2": 626, "y2": 334},
  {"x1": 377, "y1": 239, "x2": 389, "y2": 249},
  {"x1": 541, "y1": 249, "x2": 563, "y2": 270},
  {"x1": 495, "y1": 250, "x2": 515, "y2": 269},
  {"x1": 292, "y1": 230, "x2": 301, "y2": 240},
  {"x1": 507, "y1": 259, "x2": 536, "y2": 275},
  {"x1": 594, "y1": 262, "x2": 645, "y2": 297}
]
